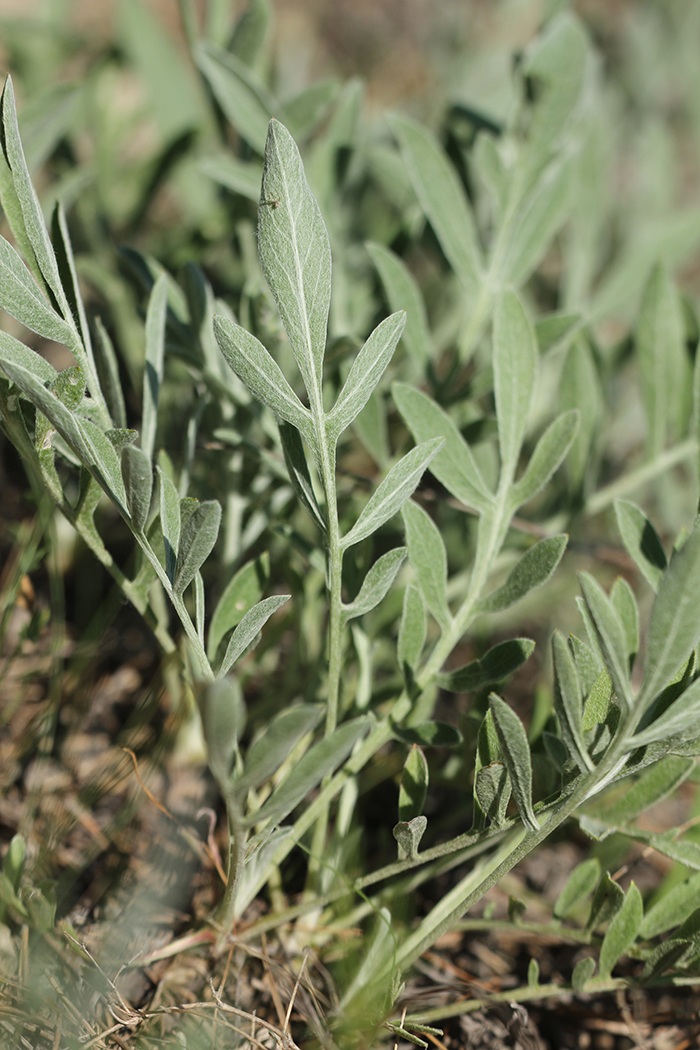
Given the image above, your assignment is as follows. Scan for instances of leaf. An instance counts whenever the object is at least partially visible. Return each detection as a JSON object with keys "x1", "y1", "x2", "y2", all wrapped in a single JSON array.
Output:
[
  {"x1": 552, "y1": 631, "x2": 593, "y2": 772},
  {"x1": 341, "y1": 438, "x2": 444, "y2": 550},
  {"x1": 141, "y1": 273, "x2": 168, "y2": 462},
  {"x1": 510, "y1": 410, "x2": 579, "y2": 508},
  {"x1": 398, "y1": 585, "x2": 426, "y2": 676},
  {"x1": 121, "y1": 445, "x2": 153, "y2": 532},
  {"x1": 636, "y1": 262, "x2": 687, "y2": 454},
  {"x1": 208, "y1": 553, "x2": 270, "y2": 662},
  {"x1": 195, "y1": 42, "x2": 274, "y2": 154},
  {"x1": 218, "y1": 594, "x2": 290, "y2": 678},
  {"x1": 174, "y1": 500, "x2": 222, "y2": 597},
  {"x1": 614, "y1": 500, "x2": 667, "y2": 592},
  {"x1": 501, "y1": 160, "x2": 571, "y2": 286},
  {"x1": 327, "y1": 311, "x2": 406, "y2": 441},
  {"x1": 479, "y1": 534, "x2": 568, "y2": 613},
  {"x1": 402, "y1": 501, "x2": 451, "y2": 629},
  {"x1": 559, "y1": 337, "x2": 602, "y2": 490},
  {"x1": 474, "y1": 762, "x2": 510, "y2": 829},
  {"x1": 493, "y1": 290, "x2": 538, "y2": 479},
  {"x1": 591, "y1": 756, "x2": 695, "y2": 828},
  {"x1": 570, "y1": 634, "x2": 604, "y2": 697},
  {"x1": 571, "y1": 957, "x2": 596, "y2": 992},
  {"x1": 343, "y1": 547, "x2": 407, "y2": 621},
  {"x1": 0, "y1": 77, "x2": 68, "y2": 311},
  {"x1": 3, "y1": 834, "x2": 25, "y2": 890},
  {"x1": 640, "y1": 872, "x2": 700, "y2": 940},
  {"x1": 0, "y1": 329, "x2": 57, "y2": 385},
  {"x1": 636, "y1": 527, "x2": 700, "y2": 712},
  {"x1": 284, "y1": 79, "x2": 340, "y2": 140},
  {"x1": 631, "y1": 676, "x2": 700, "y2": 747},
  {"x1": 0, "y1": 233, "x2": 74, "y2": 346},
  {"x1": 437, "y1": 638, "x2": 535, "y2": 693},
  {"x1": 586, "y1": 872, "x2": 625, "y2": 933},
  {"x1": 389, "y1": 113, "x2": 482, "y2": 287},
  {"x1": 94, "y1": 318, "x2": 127, "y2": 430},
  {"x1": 199, "y1": 678, "x2": 246, "y2": 784},
  {"x1": 78, "y1": 418, "x2": 128, "y2": 508},
  {"x1": 393, "y1": 816, "x2": 428, "y2": 861},
  {"x1": 554, "y1": 858, "x2": 601, "y2": 919},
  {"x1": 278, "y1": 421, "x2": 325, "y2": 531},
  {"x1": 598, "y1": 882, "x2": 643, "y2": 979},
  {"x1": 398, "y1": 745, "x2": 429, "y2": 822},
  {"x1": 235, "y1": 704, "x2": 323, "y2": 795},
  {"x1": 229, "y1": 0, "x2": 272, "y2": 66},
  {"x1": 257, "y1": 119, "x2": 332, "y2": 397},
  {"x1": 157, "y1": 466, "x2": 181, "y2": 584},
  {"x1": 535, "y1": 312, "x2": 580, "y2": 353},
  {"x1": 392, "y1": 382, "x2": 491, "y2": 510},
  {"x1": 610, "y1": 576, "x2": 638, "y2": 669},
  {"x1": 244, "y1": 716, "x2": 370, "y2": 828},
  {"x1": 215, "y1": 316, "x2": 313, "y2": 437},
  {"x1": 578, "y1": 572, "x2": 633, "y2": 711},
  {"x1": 488, "y1": 694, "x2": 538, "y2": 833},
  {"x1": 0, "y1": 357, "x2": 91, "y2": 464},
  {"x1": 366, "y1": 242, "x2": 431, "y2": 367},
  {"x1": 51, "y1": 202, "x2": 94, "y2": 366},
  {"x1": 393, "y1": 722, "x2": 462, "y2": 747}
]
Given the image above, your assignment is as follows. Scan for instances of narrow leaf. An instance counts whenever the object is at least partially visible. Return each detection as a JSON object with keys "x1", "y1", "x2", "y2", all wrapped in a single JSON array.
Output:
[
  {"x1": 244, "y1": 716, "x2": 370, "y2": 828},
  {"x1": 599, "y1": 882, "x2": 643, "y2": 979},
  {"x1": 502, "y1": 160, "x2": 571, "y2": 286},
  {"x1": 393, "y1": 722, "x2": 462, "y2": 747},
  {"x1": 214, "y1": 315, "x2": 312, "y2": 438},
  {"x1": 174, "y1": 500, "x2": 222, "y2": 596},
  {"x1": 0, "y1": 234, "x2": 74, "y2": 346},
  {"x1": 393, "y1": 382, "x2": 491, "y2": 510},
  {"x1": 398, "y1": 745, "x2": 429, "y2": 822},
  {"x1": 552, "y1": 631, "x2": 593, "y2": 772},
  {"x1": 157, "y1": 466, "x2": 180, "y2": 583},
  {"x1": 631, "y1": 676, "x2": 700, "y2": 747},
  {"x1": 195, "y1": 42, "x2": 273, "y2": 154},
  {"x1": 199, "y1": 678, "x2": 246, "y2": 784},
  {"x1": 554, "y1": 858, "x2": 601, "y2": 919},
  {"x1": 510, "y1": 409, "x2": 579, "y2": 508},
  {"x1": 219, "y1": 594, "x2": 290, "y2": 678},
  {"x1": 141, "y1": 273, "x2": 168, "y2": 462},
  {"x1": 367, "y1": 242, "x2": 431, "y2": 366},
  {"x1": 278, "y1": 421, "x2": 325, "y2": 530},
  {"x1": 393, "y1": 816, "x2": 427, "y2": 861},
  {"x1": 489, "y1": 694, "x2": 539, "y2": 833},
  {"x1": 437, "y1": 638, "x2": 535, "y2": 693},
  {"x1": 235, "y1": 704, "x2": 323, "y2": 795},
  {"x1": 121, "y1": 445, "x2": 153, "y2": 532},
  {"x1": 479, "y1": 534, "x2": 568, "y2": 613},
  {"x1": 257, "y1": 118, "x2": 332, "y2": 396},
  {"x1": 327, "y1": 311, "x2": 406, "y2": 441},
  {"x1": 610, "y1": 576, "x2": 638, "y2": 669},
  {"x1": 0, "y1": 329, "x2": 57, "y2": 384},
  {"x1": 402, "y1": 500, "x2": 451, "y2": 629},
  {"x1": 637, "y1": 527, "x2": 700, "y2": 711},
  {"x1": 640, "y1": 872, "x2": 700, "y2": 940},
  {"x1": 94, "y1": 318, "x2": 127, "y2": 430},
  {"x1": 341, "y1": 438, "x2": 443, "y2": 550},
  {"x1": 578, "y1": 572, "x2": 633, "y2": 711},
  {"x1": 636, "y1": 262, "x2": 687, "y2": 454},
  {"x1": 493, "y1": 290, "x2": 538, "y2": 479},
  {"x1": 208, "y1": 554, "x2": 270, "y2": 661},
  {"x1": 343, "y1": 547, "x2": 407, "y2": 621},
  {"x1": 398, "y1": 585, "x2": 426, "y2": 676},
  {"x1": 389, "y1": 113, "x2": 482, "y2": 286},
  {"x1": 614, "y1": 500, "x2": 667, "y2": 592}
]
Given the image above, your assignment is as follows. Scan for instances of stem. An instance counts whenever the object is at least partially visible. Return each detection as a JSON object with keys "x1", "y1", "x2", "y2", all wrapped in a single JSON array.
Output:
[
  {"x1": 214, "y1": 791, "x2": 247, "y2": 934},
  {"x1": 584, "y1": 438, "x2": 697, "y2": 517}
]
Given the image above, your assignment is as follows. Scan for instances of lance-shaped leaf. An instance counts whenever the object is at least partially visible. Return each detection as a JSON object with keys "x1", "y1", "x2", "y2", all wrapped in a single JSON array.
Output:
[
  {"x1": 636, "y1": 527, "x2": 700, "y2": 712},
  {"x1": 278, "y1": 421, "x2": 325, "y2": 531},
  {"x1": 615, "y1": 500, "x2": 667, "y2": 592},
  {"x1": 341, "y1": 438, "x2": 443, "y2": 550},
  {"x1": 366, "y1": 242, "x2": 431, "y2": 366},
  {"x1": 637, "y1": 262, "x2": 687, "y2": 454},
  {"x1": 0, "y1": 329, "x2": 57, "y2": 384},
  {"x1": 578, "y1": 572, "x2": 633, "y2": 711},
  {"x1": 389, "y1": 113, "x2": 482, "y2": 288},
  {"x1": 640, "y1": 872, "x2": 700, "y2": 940},
  {"x1": 0, "y1": 234, "x2": 74, "y2": 347},
  {"x1": 157, "y1": 466, "x2": 180, "y2": 583},
  {"x1": 173, "y1": 500, "x2": 222, "y2": 596},
  {"x1": 510, "y1": 409, "x2": 579, "y2": 508},
  {"x1": 0, "y1": 77, "x2": 69, "y2": 312},
  {"x1": 393, "y1": 382, "x2": 491, "y2": 511},
  {"x1": 257, "y1": 118, "x2": 332, "y2": 397},
  {"x1": 493, "y1": 290, "x2": 538, "y2": 480},
  {"x1": 598, "y1": 882, "x2": 643, "y2": 979},
  {"x1": 552, "y1": 630, "x2": 594, "y2": 772},
  {"x1": 141, "y1": 273, "x2": 167, "y2": 462},
  {"x1": 208, "y1": 553, "x2": 270, "y2": 662},
  {"x1": 121, "y1": 445, "x2": 153, "y2": 532},
  {"x1": 569, "y1": 634, "x2": 603, "y2": 697},
  {"x1": 437, "y1": 638, "x2": 535, "y2": 693},
  {"x1": 478, "y1": 534, "x2": 568, "y2": 614},
  {"x1": 402, "y1": 500, "x2": 450, "y2": 629},
  {"x1": 199, "y1": 678, "x2": 246, "y2": 785},
  {"x1": 243, "y1": 716, "x2": 370, "y2": 828},
  {"x1": 473, "y1": 709, "x2": 510, "y2": 830},
  {"x1": 501, "y1": 159, "x2": 571, "y2": 286},
  {"x1": 195, "y1": 42, "x2": 274, "y2": 154},
  {"x1": 327, "y1": 311, "x2": 406, "y2": 441},
  {"x1": 214, "y1": 315, "x2": 312, "y2": 439},
  {"x1": 398, "y1": 585, "x2": 426, "y2": 676},
  {"x1": 631, "y1": 676, "x2": 700, "y2": 747},
  {"x1": 398, "y1": 745, "x2": 428, "y2": 823},
  {"x1": 235, "y1": 704, "x2": 323, "y2": 796},
  {"x1": 94, "y1": 318, "x2": 126, "y2": 430},
  {"x1": 218, "y1": 594, "x2": 290, "y2": 678},
  {"x1": 489, "y1": 694, "x2": 539, "y2": 833},
  {"x1": 342, "y1": 547, "x2": 407, "y2": 621},
  {"x1": 51, "y1": 202, "x2": 94, "y2": 366},
  {"x1": 553, "y1": 858, "x2": 601, "y2": 919},
  {"x1": 610, "y1": 576, "x2": 638, "y2": 669},
  {"x1": 393, "y1": 722, "x2": 462, "y2": 747},
  {"x1": 0, "y1": 357, "x2": 91, "y2": 463},
  {"x1": 76, "y1": 418, "x2": 126, "y2": 508}
]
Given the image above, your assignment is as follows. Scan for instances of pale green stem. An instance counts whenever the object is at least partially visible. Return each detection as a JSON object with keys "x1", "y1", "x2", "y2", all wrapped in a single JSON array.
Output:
[
  {"x1": 584, "y1": 438, "x2": 697, "y2": 517},
  {"x1": 214, "y1": 790, "x2": 247, "y2": 935}
]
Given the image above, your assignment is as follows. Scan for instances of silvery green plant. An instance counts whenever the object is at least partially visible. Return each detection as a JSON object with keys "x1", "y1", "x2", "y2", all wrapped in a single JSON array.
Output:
[{"x1": 3, "y1": 5, "x2": 700, "y2": 1036}]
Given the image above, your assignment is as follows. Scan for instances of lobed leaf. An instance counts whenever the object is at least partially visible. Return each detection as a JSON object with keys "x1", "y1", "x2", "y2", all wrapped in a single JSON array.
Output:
[
  {"x1": 341, "y1": 438, "x2": 444, "y2": 550},
  {"x1": 393, "y1": 816, "x2": 428, "y2": 861}
]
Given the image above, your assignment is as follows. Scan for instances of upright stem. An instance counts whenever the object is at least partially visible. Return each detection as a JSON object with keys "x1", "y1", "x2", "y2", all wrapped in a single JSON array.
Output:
[{"x1": 214, "y1": 791, "x2": 247, "y2": 935}]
